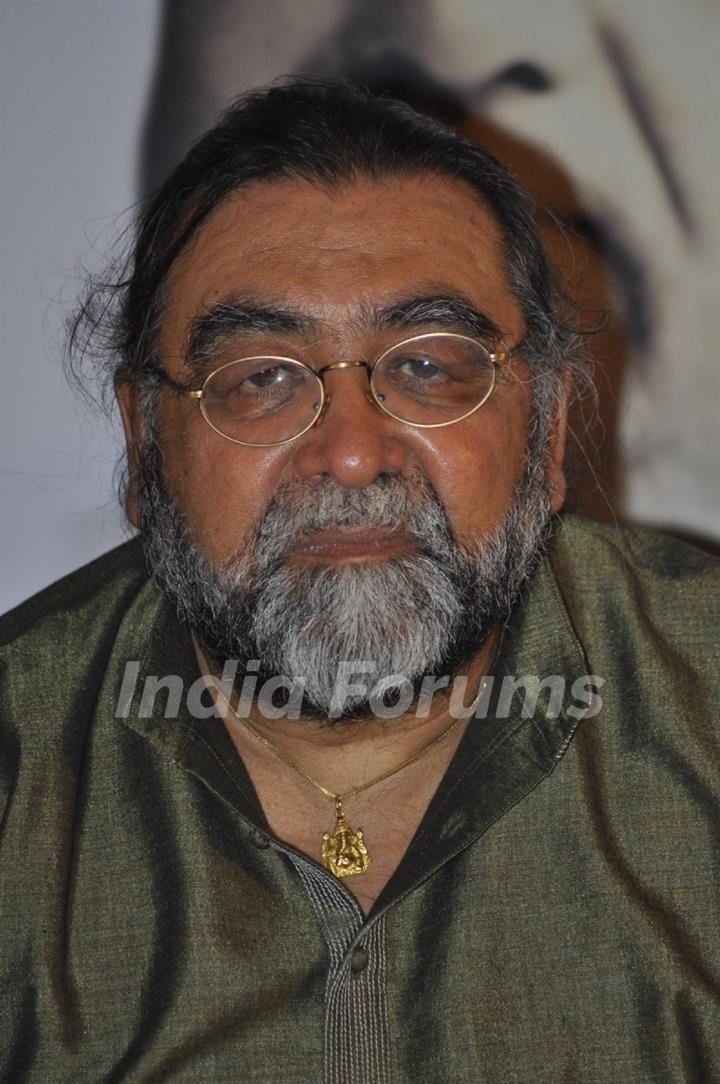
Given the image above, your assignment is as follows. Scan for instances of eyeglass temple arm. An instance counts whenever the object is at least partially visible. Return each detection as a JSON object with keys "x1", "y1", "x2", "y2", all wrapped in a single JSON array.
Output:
[{"x1": 155, "y1": 369, "x2": 203, "y2": 398}]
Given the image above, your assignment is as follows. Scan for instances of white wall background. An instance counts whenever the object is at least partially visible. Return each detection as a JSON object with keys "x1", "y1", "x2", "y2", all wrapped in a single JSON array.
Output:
[{"x1": 0, "y1": 0, "x2": 159, "y2": 613}]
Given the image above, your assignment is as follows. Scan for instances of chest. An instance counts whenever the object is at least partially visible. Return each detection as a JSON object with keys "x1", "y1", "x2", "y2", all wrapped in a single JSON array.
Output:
[
  {"x1": 251, "y1": 772, "x2": 442, "y2": 913},
  {"x1": 237, "y1": 732, "x2": 466, "y2": 913}
]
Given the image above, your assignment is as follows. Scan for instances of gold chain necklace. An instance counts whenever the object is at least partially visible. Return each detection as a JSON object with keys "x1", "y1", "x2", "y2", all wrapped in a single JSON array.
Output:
[{"x1": 212, "y1": 661, "x2": 494, "y2": 880}]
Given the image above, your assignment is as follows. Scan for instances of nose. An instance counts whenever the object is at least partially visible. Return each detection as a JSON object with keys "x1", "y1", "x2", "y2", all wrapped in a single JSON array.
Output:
[{"x1": 290, "y1": 363, "x2": 409, "y2": 488}]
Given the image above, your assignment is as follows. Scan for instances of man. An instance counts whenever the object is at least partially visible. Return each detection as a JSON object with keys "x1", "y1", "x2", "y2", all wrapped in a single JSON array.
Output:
[
  {"x1": 1, "y1": 80, "x2": 718, "y2": 1082},
  {"x1": 139, "y1": 0, "x2": 720, "y2": 540}
]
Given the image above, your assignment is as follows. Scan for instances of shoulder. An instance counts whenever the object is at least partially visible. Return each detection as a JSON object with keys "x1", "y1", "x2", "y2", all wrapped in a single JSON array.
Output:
[
  {"x1": 547, "y1": 512, "x2": 720, "y2": 683},
  {"x1": 0, "y1": 537, "x2": 149, "y2": 652},
  {"x1": 0, "y1": 539, "x2": 153, "y2": 754},
  {"x1": 550, "y1": 513, "x2": 720, "y2": 616},
  {"x1": 0, "y1": 538, "x2": 162, "y2": 827},
  {"x1": 553, "y1": 512, "x2": 720, "y2": 583}
]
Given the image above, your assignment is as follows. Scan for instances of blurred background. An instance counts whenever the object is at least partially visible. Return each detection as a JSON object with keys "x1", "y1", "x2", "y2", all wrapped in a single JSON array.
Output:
[{"x1": 2, "y1": 0, "x2": 720, "y2": 612}]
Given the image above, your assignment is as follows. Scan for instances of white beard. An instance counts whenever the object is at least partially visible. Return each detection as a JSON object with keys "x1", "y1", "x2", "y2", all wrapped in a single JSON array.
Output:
[{"x1": 139, "y1": 455, "x2": 553, "y2": 721}]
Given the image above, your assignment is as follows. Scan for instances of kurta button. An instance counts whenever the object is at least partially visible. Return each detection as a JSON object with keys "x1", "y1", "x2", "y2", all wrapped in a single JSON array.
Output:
[{"x1": 351, "y1": 946, "x2": 369, "y2": 974}]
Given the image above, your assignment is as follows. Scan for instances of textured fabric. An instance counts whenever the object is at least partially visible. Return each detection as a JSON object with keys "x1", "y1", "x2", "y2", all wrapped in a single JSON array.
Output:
[
  {"x1": 1, "y1": 514, "x2": 719, "y2": 1082},
  {"x1": 287, "y1": 852, "x2": 391, "y2": 1084}
]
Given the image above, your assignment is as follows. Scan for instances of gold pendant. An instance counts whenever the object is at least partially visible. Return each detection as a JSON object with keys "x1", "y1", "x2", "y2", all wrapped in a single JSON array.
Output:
[{"x1": 321, "y1": 800, "x2": 371, "y2": 878}]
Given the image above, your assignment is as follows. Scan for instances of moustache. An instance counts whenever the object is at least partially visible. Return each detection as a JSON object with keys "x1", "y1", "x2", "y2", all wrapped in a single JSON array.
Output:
[{"x1": 226, "y1": 467, "x2": 458, "y2": 575}]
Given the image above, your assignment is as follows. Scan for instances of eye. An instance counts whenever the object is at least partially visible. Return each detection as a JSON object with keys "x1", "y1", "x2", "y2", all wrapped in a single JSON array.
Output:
[
  {"x1": 209, "y1": 362, "x2": 305, "y2": 398},
  {"x1": 395, "y1": 356, "x2": 446, "y2": 381},
  {"x1": 241, "y1": 365, "x2": 293, "y2": 389}
]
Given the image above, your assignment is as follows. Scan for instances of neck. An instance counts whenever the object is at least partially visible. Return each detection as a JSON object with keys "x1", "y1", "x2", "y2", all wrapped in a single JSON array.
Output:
[
  {"x1": 193, "y1": 630, "x2": 498, "y2": 769},
  {"x1": 194, "y1": 632, "x2": 500, "y2": 911}
]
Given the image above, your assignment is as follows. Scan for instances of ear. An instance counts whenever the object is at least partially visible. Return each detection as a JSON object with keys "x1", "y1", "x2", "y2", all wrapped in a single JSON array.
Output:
[
  {"x1": 115, "y1": 380, "x2": 145, "y2": 530},
  {"x1": 545, "y1": 370, "x2": 571, "y2": 514}
]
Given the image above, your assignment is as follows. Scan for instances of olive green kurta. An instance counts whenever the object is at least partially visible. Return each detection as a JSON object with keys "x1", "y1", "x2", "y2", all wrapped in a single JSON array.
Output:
[{"x1": 1, "y1": 514, "x2": 719, "y2": 1082}]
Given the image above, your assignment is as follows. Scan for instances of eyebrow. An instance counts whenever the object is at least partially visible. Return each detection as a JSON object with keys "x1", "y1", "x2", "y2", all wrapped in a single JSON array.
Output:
[
  {"x1": 374, "y1": 294, "x2": 503, "y2": 341},
  {"x1": 184, "y1": 291, "x2": 505, "y2": 378},
  {"x1": 186, "y1": 300, "x2": 316, "y2": 373}
]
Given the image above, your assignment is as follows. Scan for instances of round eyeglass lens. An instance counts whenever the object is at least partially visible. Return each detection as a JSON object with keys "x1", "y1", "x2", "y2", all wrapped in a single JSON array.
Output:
[
  {"x1": 372, "y1": 334, "x2": 497, "y2": 425},
  {"x1": 200, "y1": 357, "x2": 323, "y2": 445}
]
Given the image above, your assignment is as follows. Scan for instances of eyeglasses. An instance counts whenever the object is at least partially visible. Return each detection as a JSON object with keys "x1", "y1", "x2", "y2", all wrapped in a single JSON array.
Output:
[{"x1": 157, "y1": 332, "x2": 513, "y2": 448}]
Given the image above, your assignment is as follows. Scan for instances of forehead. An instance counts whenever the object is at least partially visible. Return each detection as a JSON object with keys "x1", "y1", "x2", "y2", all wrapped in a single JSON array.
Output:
[{"x1": 159, "y1": 173, "x2": 522, "y2": 359}]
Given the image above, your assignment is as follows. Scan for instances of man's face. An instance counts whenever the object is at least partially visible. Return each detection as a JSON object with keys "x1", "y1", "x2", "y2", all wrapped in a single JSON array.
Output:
[{"x1": 118, "y1": 173, "x2": 568, "y2": 716}]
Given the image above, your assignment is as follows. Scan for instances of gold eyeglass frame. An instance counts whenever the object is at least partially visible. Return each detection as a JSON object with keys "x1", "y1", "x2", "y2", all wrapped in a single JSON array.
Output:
[{"x1": 159, "y1": 331, "x2": 513, "y2": 448}]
